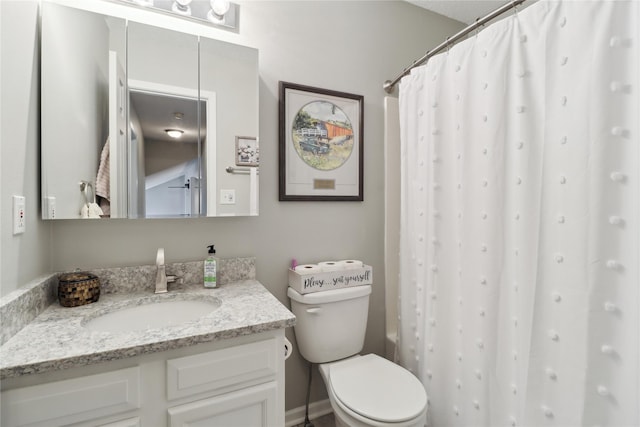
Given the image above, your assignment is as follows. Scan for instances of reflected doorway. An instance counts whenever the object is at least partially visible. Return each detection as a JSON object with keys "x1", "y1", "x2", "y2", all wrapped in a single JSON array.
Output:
[{"x1": 128, "y1": 82, "x2": 215, "y2": 218}]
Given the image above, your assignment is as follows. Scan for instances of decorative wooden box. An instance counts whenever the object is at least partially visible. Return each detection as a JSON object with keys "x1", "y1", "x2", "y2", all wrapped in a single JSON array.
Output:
[{"x1": 58, "y1": 271, "x2": 100, "y2": 307}]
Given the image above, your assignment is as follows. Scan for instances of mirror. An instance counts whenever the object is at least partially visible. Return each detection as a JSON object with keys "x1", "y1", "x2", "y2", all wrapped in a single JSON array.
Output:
[
  {"x1": 127, "y1": 22, "x2": 200, "y2": 218},
  {"x1": 40, "y1": 3, "x2": 259, "y2": 219}
]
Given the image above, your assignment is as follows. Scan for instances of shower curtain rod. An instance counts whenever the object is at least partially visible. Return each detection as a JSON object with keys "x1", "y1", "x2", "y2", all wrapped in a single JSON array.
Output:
[{"x1": 383, "y1": 0, "x2": 527, "y2": 93}]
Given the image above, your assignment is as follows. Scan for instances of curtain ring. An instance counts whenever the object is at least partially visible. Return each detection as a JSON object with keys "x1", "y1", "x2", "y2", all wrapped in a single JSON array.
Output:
[{"x1": 512, "y1": 0, "x2": 520, "y2": 18}]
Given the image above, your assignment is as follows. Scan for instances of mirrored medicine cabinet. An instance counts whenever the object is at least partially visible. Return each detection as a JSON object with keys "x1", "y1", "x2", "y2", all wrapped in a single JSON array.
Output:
[{"x1": 40, "y1": 2, "x2": 259, "y2": 219}]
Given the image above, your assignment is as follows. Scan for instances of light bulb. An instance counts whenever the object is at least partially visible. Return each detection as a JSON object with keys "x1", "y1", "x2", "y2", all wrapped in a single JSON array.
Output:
[
  {"x1": 208, "y1": 0, "x2": 230, "y2": 22},
  {"x1": 211, "y1": 0, "x2": 230, "y2": 16},
  {"x1": 172, "y1": 0, "x2": 192, "y2": 15}
]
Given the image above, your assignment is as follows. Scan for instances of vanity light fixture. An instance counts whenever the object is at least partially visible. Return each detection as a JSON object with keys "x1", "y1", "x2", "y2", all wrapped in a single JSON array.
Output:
[
  {"x1": 165, "y1": 129, "x2": 184, "y2": 139},
  {"x1": 113, "y1": 0, "x2": 239, "y2": 31}
]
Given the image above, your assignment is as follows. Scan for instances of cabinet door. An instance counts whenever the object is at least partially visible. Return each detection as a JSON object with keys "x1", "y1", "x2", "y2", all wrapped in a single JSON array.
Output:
[
  {"x1": 166, "y1": 337, "x2": 278, "y2": 401},
  {"x1": 1, "y1": 367, "x2": 140, "y2": 427},
  {"x1": 168, "y1": 381, "x2": 277, "y2": 427}
]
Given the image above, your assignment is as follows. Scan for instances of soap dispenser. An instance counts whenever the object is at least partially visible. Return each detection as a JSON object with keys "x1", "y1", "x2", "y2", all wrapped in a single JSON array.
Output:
[{"x1": 204, "y1": 244, "x2": 218, "y2": 288}]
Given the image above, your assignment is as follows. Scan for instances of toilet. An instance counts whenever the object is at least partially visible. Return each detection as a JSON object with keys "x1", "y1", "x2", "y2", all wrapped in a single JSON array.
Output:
[{"x1": 288, "y1": 285, "x2": 427, "y2": 427}]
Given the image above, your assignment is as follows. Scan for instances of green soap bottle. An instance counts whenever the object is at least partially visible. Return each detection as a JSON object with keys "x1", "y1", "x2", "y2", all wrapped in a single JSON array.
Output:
[{"x1": 204, "y1": 244, "x2": 217, "y2": 288}]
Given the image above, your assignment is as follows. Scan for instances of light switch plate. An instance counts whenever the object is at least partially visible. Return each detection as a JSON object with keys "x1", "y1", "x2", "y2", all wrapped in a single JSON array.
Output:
[
  {"x1": 220, "y1": 189, "x2": 236, "y2": 205},
  {"x1": 13, "y1": 195, "x2": 26, "y2": 234}
]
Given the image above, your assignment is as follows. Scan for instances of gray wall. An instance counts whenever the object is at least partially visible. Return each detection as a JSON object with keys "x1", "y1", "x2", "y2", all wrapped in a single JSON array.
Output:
[
  {"x1": 1, "y1": 1, "x2": 51, "y2": 294},
  {"x1": 0, "y1": 0, "x2": 463, "y2": 411}
]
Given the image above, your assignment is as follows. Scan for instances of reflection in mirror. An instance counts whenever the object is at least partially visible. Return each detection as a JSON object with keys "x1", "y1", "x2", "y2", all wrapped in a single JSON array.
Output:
[
  {"x1": 41, "y1": 3, "x2": 125, "y2": 219},
  {"x1": 128, "y1": 90, "x2": 206, "y2": 218},
  {"x1": 200, "y1": 36, "x2": 259, "y2": 216},
  {"x1": 41, "y1": 3, "x2": 259, "y2": 219}
]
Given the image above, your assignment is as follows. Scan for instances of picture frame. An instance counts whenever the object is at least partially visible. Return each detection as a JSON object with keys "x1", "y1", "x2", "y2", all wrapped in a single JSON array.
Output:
[
  {"x1": 235, "y1": 136, "x2": 259, "y2": 166},
  {"x1": 279, "y1": 81, "x2": 364, "y2": 201}
]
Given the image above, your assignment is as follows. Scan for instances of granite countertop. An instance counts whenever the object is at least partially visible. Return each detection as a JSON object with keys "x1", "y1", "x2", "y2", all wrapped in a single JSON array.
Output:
[{"x1": 0, "y1": 280, "x2": 296, "y2": 379}]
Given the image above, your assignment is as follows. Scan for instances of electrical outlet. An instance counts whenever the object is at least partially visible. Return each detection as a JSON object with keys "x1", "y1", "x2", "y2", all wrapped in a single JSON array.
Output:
[
  {"x1": 45, "y1": 196, "x2": 56, "y2": 219},
  {"x1": 13, "y1": 195, "x2": 26, "y2": 235},
  {"x1": 220, "y1": 189, "x2": 236, "y2": 205}
]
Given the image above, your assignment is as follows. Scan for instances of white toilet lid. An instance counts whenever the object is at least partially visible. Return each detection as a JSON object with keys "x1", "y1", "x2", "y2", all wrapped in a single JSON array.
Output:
[{"x1": 329, "y1": 354, "x2": 427, "y2": 423}]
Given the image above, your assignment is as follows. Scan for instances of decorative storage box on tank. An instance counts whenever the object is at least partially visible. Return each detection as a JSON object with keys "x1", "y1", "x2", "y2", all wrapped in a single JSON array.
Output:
[{"x1": 288, "y1": 261, "x2": 372, "y2": 294}]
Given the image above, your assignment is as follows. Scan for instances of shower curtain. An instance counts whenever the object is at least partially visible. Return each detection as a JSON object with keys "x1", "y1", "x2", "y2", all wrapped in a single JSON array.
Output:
[{"x1": 397, "y1": 1, "x2": 638, "y2": 426}]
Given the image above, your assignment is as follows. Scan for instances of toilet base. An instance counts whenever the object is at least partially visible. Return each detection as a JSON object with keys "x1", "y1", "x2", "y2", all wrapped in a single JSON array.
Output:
[{"x1": 331, "y1": 398, "x2": 369, "y2": 427}]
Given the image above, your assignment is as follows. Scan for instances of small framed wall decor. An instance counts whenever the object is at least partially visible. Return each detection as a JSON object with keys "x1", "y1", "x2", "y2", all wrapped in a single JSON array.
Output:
[
  {"x1": 235, "y1": 136, "x2": 259, "y2": 166},
  {"x1": 279, "y1": 81, "x2": 363, "y2": 201}
]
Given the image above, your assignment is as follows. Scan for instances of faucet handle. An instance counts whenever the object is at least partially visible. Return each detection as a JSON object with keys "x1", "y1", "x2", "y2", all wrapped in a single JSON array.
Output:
[{"x1": 156, "y1": 248, "x2": 165, "y2": 265}]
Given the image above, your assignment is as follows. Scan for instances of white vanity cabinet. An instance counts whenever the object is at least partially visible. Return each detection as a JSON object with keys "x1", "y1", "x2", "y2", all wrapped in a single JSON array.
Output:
[
  {"x1": 0, "y1": 331, "x2": 285, "y2": 427},
  {"x1": 165, "y1": 337, "x2": 280, "y2": 426}
]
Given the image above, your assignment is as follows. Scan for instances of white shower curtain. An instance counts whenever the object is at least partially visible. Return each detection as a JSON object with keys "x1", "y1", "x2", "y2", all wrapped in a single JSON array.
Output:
[{"x1": 397, "y1": 1, "x2": 638, "y2": 426}]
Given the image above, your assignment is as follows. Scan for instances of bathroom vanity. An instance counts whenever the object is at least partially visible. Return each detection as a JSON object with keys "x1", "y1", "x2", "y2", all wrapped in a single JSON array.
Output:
[{"x1": 0, "y1": 260, "x2": 295, "y2": 426}]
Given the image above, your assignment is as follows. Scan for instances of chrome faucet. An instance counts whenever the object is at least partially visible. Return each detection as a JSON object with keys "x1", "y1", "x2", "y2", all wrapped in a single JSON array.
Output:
[
  {"x1": 155, "y1": 248, "x2": 168, "y2": 294},
  {"x1": 155, "y1": 248, "x2": 177, "y2": 294}
]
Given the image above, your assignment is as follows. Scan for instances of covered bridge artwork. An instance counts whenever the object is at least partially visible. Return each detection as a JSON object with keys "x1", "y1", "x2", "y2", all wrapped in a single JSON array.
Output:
[
  {"x1": 296, "y1": 120, "x2": 353, "y2": 142},
  {"x1": 323, "y1": 121, "x2": 353, "y2": 139}
]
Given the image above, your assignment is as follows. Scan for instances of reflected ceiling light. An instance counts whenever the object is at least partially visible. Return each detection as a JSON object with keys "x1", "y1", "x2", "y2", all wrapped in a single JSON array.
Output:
[
  {"x1": 208, "y1": 0, "x2": 230, "y2": 23},
  {"x1": 165, "y1": 129, "x2": 184, "y2": 139},
  {"x1": 172, "y1": 0, "x2": 192, "y2": 16},
  {"x1": 116, "y1": 0, "x2": 239, "y2": 31}
]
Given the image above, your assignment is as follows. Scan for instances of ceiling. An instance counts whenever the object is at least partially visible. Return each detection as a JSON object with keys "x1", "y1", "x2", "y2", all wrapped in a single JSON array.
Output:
[
  {"x1": 130, "y1": 91, "x2": 205, "y2": 144},
  {"x1": 406, "y1": 0, "x2": 512, "y2": 24}
]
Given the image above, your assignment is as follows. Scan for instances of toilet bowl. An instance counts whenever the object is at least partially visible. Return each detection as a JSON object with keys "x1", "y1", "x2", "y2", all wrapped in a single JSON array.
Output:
[{"x1": 319, "y1": 354, "x2": 427, "y2": 427}]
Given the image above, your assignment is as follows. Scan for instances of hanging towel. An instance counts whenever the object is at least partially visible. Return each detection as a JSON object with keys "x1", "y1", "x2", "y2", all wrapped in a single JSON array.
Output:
[
  {"x1": 80, "y1": 202, "x2": 103, "y2": 219},
  {"x1": 95, "y1": 138, "x2": 111, "y2": 216}
]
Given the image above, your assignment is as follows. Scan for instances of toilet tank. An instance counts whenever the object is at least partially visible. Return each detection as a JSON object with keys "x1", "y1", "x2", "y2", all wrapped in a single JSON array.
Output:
[{"x1": 288, "y1": 285, "x2": 372, "y2": 364}]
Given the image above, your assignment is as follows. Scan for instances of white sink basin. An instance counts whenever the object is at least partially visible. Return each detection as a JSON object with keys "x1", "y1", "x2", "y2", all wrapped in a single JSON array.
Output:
[{"x1": 84, "y1": 297, "x2": 221, "y2": 333}]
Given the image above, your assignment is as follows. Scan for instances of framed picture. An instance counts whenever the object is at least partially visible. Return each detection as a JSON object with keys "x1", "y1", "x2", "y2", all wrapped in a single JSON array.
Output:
[
  {"x1": 279, "y1": 81, "x2": 364, "y2": 201},
  {"x1": 235, "y1": 136, "x2": 259, "y2": 166}
]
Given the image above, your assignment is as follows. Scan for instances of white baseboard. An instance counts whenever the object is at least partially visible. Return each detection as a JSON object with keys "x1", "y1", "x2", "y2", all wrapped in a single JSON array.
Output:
[{"x1": 285, "y1": 399, "x2": 333, "y2": 427}]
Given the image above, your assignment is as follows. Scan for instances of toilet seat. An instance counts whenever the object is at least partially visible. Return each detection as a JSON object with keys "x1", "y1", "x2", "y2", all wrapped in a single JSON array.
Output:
[{"x1": 328, "y1": 354, "x2": 427, "y2": 423}]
